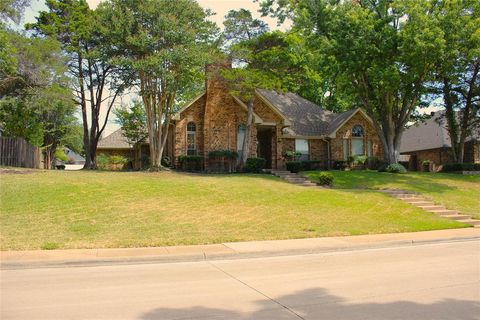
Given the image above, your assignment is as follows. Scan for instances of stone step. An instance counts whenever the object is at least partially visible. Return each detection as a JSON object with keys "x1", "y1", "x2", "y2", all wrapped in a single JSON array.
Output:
[
  {"x1": 279, "y1": 175, "x2": 302, "y2": 178},
  {"x1": 416, "y1": 205, "x2": 446, "y2": 211},
  {"x1": 441, "y1": 214, "x2": 472, "y2": 221},
  {"x1": 381, "y1": 190, "x2": 416, "y2": 195},
  {"x1": 429, "y1": 209, "x2": 459, "y2": 215},
  {"x1": 403, "y1": 201, "x2": 434, "y2": 206},
  {"x1": 393, "y1": 194, "x2": 424, "y2": 199},
  {"x1": 285, "y1": 178, "x2": 307, "y2": 182},
  {"x1": 456, "y1": 219, "x2": 480, "y2": 226}
]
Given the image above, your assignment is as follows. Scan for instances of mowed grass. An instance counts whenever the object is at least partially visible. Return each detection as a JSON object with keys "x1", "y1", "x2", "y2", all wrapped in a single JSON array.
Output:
[
  {"x1": 304, "y1": 171, "x2": 480, "y2": 219},
  {"x1": 0, "y1": 170, "x2": 467, "y2": 250}
]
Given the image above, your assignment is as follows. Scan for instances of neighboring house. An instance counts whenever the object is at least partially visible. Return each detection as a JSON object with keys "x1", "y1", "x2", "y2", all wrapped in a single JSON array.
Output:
[
  {"x1": 98, "y1": 65, "x2": 383, "y2": 170},
  {"x1": 400, "y1": 112, "x2": 480, "y2": 171}
]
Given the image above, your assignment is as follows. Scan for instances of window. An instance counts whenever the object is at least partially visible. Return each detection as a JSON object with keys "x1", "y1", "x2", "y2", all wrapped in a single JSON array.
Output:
[
  {"x1": 351, "y1": 125, "x2": 364, "y2": 156},
  {"x1": 237, "y1": 124, "x2": 246, "y2": 154},
  {"x1": 343, "y1": 139, "x2": 349, "y2": 160},
  {"x1": 352, "y1": 125, "x2": 364, "y2": 137},
  {"x1": 295, "y1": 139, "x2": 309, "y2": 161},
  {"x1": 186, "y1": 122, "x2": 196, "y2": 155}
]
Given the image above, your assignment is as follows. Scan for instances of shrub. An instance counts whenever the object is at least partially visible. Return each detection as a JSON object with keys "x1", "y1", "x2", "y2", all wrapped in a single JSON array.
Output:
[
  {"x1": 301, "y1": 160, "x2": 324, "y2": 171},
  {"x1": 333, "y1": 160, "x2": 347, "y2": 170},
  {"x1": 178, "y1": 155, "x2": 203, "y2": 171},
  {"x1": 377, "y1": 161, "x2": 389, "y2": 172},
  {"x1": 140, "y1": 154, "x2": 150, "y2": 169},
  {"x1": 283, "y1": 150, "x2": 302, "y2": 161},
  {"x1": 442, "y1": 163, "x2": 480, "y2": 172},
  {"x1": 316, "y1": 172, "x2": 334, "y2": 186},
  {"x1": 97, "y1": 153, "x2": 109, "y2": 170},
  {"x1": 109, "y1": 155, "x2": 128, "y2": 165},
  {"x1": 353, "y1": 155, "x2": 368, "y2": 165},
  {"x1": 208, "y1": 150, "x2": 238, "y2": 159},
  {"x1": 245, "y1": 157, "x2": 266, "y2": 173},
  {"x1": 161, "y1": 156, "x2": 172, "y2": 167},
  {"x1": 286, "y1": 161, "x2": 303, "y2": 173},
  {"x1": 422, "y1": 160, "x2": 431, "y2": 166},
  {"x1": 385, "y1": 163, "x2": 407, "y2": 174},
  {"x1": 54, "y1": 149, "x2": 69, "y2": 162}
]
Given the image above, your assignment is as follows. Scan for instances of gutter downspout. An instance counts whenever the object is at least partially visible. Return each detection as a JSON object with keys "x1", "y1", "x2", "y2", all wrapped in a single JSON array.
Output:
[{"x1": 321, "y1": 137, "x2": 331, "y2": 170}]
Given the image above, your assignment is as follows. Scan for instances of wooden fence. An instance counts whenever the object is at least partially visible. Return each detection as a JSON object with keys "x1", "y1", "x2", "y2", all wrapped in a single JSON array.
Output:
[{"x1": 0, "y1": 137, "x2": 41, "y2": 168}]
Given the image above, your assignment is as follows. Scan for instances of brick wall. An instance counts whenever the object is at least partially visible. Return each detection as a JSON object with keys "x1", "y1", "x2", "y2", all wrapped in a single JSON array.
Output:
[
  {"x1": 330, "y1": 112, "x2": 383, "y2": 161},
  {"x1": 405, "y1": 148, "x2": 453, "y2": 171}
]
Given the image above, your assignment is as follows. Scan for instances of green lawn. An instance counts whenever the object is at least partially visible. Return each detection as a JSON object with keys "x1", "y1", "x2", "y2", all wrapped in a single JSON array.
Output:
[
  {"x1": 304, "y1": 171, "x2": 480, "y2": 219},
  {"x1": 0, "y1": 170, "x2": 468, "y2": 250}
]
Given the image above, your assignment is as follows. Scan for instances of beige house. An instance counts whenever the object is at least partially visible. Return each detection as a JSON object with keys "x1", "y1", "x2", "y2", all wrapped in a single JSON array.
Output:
[{"x1": 98, "y1": 71, "x2": 383, "y2": 170}]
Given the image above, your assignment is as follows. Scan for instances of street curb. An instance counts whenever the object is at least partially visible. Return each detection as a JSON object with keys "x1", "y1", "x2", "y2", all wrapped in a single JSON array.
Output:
[{"x1": 2, "y1": 235, "x2": 478, "y2": 270}]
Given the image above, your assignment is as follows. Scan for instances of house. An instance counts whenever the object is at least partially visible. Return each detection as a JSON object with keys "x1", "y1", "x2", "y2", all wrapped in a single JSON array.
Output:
[
  {"x1": 400, "y1": 111, "x2": 480, "y2": 171},
  {"x1": 98, "y1": 65, "x2": 383, "y2": 170}
]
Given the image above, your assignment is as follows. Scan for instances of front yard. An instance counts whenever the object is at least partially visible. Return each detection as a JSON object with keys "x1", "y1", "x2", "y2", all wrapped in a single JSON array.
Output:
[
  {"x1": 0, "y1": 170, "x2": 469, "y2": 250},
  {"x1": 304, "y1": 171, "x2": 480, "y2": 219}
]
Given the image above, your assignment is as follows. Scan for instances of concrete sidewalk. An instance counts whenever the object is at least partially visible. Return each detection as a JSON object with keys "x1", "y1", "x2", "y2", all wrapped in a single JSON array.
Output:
[{"x1": 1, "y1": 228, "x2": 479, "y2": 269}]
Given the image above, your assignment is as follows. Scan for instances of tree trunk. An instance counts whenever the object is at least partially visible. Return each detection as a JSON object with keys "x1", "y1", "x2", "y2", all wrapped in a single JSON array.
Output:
[{"x1": 240, "y1": 99, "x2": 254, "y2": 169}]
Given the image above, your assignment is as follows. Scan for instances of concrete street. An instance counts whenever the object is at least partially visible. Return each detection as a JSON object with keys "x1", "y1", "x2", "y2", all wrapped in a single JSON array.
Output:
[{"x1": 1, "y1": 240, "x2": 479, "y2": 319}]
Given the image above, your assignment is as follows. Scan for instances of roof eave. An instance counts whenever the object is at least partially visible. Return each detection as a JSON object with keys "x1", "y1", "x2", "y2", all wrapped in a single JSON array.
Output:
[{"x1": 255, "y1": 89, "x2": 292, "y2": 126}]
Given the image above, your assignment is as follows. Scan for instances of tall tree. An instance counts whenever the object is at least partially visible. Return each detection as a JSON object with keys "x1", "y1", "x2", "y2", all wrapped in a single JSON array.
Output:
[
  {"x1": 28, "y1": 0, "x2": 125, "y2": 169},
  {"x1": 223, "y1": 9, "x2": 269, "y2": 47},
  {"x1": 113, "y1": 100, "x2": 148, "y2": 146},
  {"x1": 99, "y1": 0, "x2": 218, "y2": 169},
  {"x1": 0, "y1": 32, "x2": 79, "y2": 169},
  {"x1": 262, "y1": 0, "x2": 443, "y2": 164},
  {"x1": 432, "y1": 0, "x2": 480, "y2": 163}
]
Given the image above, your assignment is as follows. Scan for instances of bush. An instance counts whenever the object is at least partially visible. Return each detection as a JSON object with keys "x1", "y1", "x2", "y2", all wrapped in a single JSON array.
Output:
[
  {"x1": 178, "y1": 155, "x2": 203, "y2": 171},
  {"x1": 442, "y1": 163, "x2": 480, "y2": 172},
  {"x1": 161, "y1": 156, "x2": 172, "y2": 167},
  {"x1": 286, "y1": 161, "x2": 303, "y2": 173},
  {"x1": 109, "y1": 155, "x2": 128, "y2": 165},
  {"x1": 54, "y1": 149, "x2": 68, "y2": 162},
  {"x1": 301, "y1": 160, "x2": 324, "y2": 171},
  {"x1": 97, "y1": 154, "x2": 109, "y2": 170},
  {"x1": 245, "y1": 157, "x2": 266, "y2": 173},
  {"x1": 333, "y1": 160, "x2": 347, "y2": 170},
  {"x1": 377, "y1": 161, "x2": 389, "y2": 172},
  {"x1": 316, "y1": 172, "x2": 334, "y2": 186},
  {"x1": 208, "y1": 150, "x2": 238, "y2": 159},
  {"x1": 422, "y1": 160, "x2": 431, "y2": 166},
  {"x1": 385, "y1": 163, "x2": 407, "y2": 174}
]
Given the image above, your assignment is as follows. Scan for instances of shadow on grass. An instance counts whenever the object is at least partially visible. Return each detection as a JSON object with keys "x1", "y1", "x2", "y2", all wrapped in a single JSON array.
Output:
[{"x1": 140, "y1": 287, "x2": 479, "y2": 320}]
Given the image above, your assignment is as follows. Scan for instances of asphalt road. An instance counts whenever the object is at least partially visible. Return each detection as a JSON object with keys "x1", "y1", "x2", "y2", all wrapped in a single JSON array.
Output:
[{"x1": 1, "y1": 240, "x2": 479, "y2": 320}]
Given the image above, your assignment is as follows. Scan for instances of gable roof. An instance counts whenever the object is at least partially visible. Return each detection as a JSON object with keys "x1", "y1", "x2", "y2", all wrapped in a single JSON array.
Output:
[
  {"x1": 172, "y1": 92, "x2": 206, "y2": 120},
  {"x1": 97, "y1": 129, "x2": 133, "y2": 149},
  {"x1": 400, "y1": 111, "x2": 479, "y2": 153},
  {"x1": 256, "y1": 89, "x2": 336, "y2": 136}
]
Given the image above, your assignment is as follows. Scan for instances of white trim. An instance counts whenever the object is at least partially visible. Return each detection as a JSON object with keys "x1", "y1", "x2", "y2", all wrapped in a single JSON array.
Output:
[
  {"x1": 172, "y1": 92, "x2": 206, "y2": 120},
  {"x1": 255, "y1": 90, "x2": 292, "y2": 126},
  {"x1": 232, "y1": 95, "x2": 263, "y2": 124},
  {"x1": 328, "y1": 108, "x2": 374, "y2": 138}
]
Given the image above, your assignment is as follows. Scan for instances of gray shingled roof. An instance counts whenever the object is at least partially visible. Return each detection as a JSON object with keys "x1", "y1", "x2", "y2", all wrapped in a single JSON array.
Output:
[
  {"x1": 257, "y1": 89, "x2": 362, "y2": 137},
  {"x1": 400, "y1": 111, "x2": 479, "y2": 153},
  {"x1": 97, "y1": 129, "x2": 133, "y2": 149},
  {"x1": 257, "y1": 89, "x2": 338, "y2": 136}
]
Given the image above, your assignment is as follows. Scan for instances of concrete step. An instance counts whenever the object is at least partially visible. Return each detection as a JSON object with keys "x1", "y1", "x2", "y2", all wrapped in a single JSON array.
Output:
[
  {"x1": 441, "y1": 214, "x2": 472, "y2": 221},
  {"x1": 394, "y1": 195, "x2": 425, "y2": 200},
  {"x1": 429, "y1": 209, "x2": 459, "y2": 215},
  {"x1": 381, "y1": 190, "x2": 416, "y2": 195},
  {"x1": 456, "y1": 219, "x2": 480, "y2": 226},
  {"x1": 403, "y1": 201, "x2": 434, "y2": 206},
  {"x1": 279, "y1": 175, "x2": 302, "y2": 178},
  {"x1": 417, "y1": 205, "x2": 446, "y2": 211},
  {"x1": 285, "y1": 178, "x2": 307, "y2": 182}
]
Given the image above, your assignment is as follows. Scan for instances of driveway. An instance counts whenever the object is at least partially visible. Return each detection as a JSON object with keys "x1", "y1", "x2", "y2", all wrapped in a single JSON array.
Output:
[{"x1": 1, "y1": 240, "x2": 479, "y2": 319}]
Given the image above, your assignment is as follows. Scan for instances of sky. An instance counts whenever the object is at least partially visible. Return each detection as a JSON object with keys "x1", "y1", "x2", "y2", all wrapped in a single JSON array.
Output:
[
  {"x1": 21, "y1": 0, "x2": 288, "y2": 136},
  {"x1": 20, "y1": 0, "x2": 438, "y2": 136}
]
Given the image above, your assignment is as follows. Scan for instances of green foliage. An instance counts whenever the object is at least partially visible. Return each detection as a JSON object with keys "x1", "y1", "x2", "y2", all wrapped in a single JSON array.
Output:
[
  {"x1": 96, "y1": 154, "x2": 110, "y2": 170},
  {"x1": 109, "y1": 155, "x2": 128, "y2": 165},
  {"x1": 348, "y1": 155, "x2": 368, "y2": 166},
  {"x1": 208, "y1": 150, "x2": 238, "y2": 159},
  {"x1": 315, "y1": 172, "x2": 334, "y2": 186},
  {"x1": 300, "y1": 160, "x2": 325, "y2": 171},
  {"x1": 283, "y1": 150, "x2": 302, "y2": 161},
  {"x1": 286, "y1": 161, "x2": 303, "y2": 173},
  {"x1": 178, "y1": 155, "x2": 203, "y2": 171},
  {"x1": 223, "y1": 9, "x2": 269, "y2": 48},
  {"x1": 114, "y1": 100, "x2": 148, "y2": 145},
  {"x1": 245, "y1": 157, "x2": 266, "y2": 173},
  {"x1": 422, "y1": 160, "x2": 431, "y2": 166},
  {"x1": 54, "y1": 149, "x2": 69, "y2": 162},
  {"x1": 384, "y1": 163, "x2": 408, "y2": 174},
  {"x1": 442, "y1": 163, "x2": 480, "y2": 172},
  {"x1": 178, "y1": 155, "x2": 203, "y2": 163},
  {"x1": 367, "y1": 156, "x2": 380, "y2": 170}
]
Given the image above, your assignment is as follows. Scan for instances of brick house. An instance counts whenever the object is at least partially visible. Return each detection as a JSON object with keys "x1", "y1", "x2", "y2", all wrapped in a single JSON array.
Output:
[
  {"x1": 98, "y1": 70, "x2": 383, "y2": 170},
  {"x1": 400, "y1": 112, "x2": 480, "y2": 171}
]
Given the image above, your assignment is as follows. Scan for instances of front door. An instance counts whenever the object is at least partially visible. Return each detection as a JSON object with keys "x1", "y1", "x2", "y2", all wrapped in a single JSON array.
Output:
[{"x1": 257, "y1": 128, "x2": 273, "y2": 169}]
